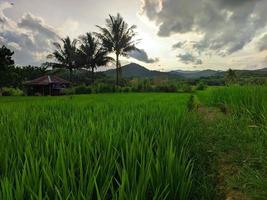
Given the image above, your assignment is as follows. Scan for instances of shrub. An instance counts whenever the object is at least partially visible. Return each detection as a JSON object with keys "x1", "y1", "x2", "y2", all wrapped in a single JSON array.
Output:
[
  {"x1": 94, "y1": 83, "x2": 115, "y2": 93},
  {"x1": 182, "y1": 84, "x2": 193, "y2": 93},
  {"x1": 74, "y1": 85, "x2": 92, "y2": 94},
  {"x1": 1, "y1": 87, "x2": 24, "y2": 96},
  {"x1": 121, "y1": 86, "x2": 132, "y2": 93},
  {"x1": 196, "y1": 82, "x2": 207, "y2": 90},
  {"x1": 154, "y1": 85, "x2": 177, "y2": 93},
  {"x1": 62, "y1": 88, "x2": 75, "y2": 95}
]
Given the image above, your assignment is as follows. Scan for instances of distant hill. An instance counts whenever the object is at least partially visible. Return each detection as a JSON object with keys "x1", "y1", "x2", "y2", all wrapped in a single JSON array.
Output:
[
  {"x1": 169, "y1": 69, "x2": 224, "y2": 78},
  {"x1": 103, "y1": 63, "x2": 172, "y2": 78},
  {"x1": 235, "y1": 68, "x2": 267, "y2": 77},
  {"x1": 103, "y1": 63, "x2": 267, "y2": 79},
  {"x1": 103, "y1": 63, "x2": 223, "y2": 78}
]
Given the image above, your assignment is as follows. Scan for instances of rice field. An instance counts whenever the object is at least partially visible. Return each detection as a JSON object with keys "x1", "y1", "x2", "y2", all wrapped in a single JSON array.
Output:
[{"x1": 0, "y1": 87, "x2": 266, "y2": 199}]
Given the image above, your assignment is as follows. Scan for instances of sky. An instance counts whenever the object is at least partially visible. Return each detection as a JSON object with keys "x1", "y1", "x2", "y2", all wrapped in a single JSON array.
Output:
[{"x1": 1, "y1": 0, "x2": 267, "y2": 71}]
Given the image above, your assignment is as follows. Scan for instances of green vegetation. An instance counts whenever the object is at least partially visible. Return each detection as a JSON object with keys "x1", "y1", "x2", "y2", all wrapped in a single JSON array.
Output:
[
  {"x1": 0, "y1": 93, "x2": 194, "y2": 199},
  {"x1": 0, "y1": 86, "x2": 266, "y2": 199}
]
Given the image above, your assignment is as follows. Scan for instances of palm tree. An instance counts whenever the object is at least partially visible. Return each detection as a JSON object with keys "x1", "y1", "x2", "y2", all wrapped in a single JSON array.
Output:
[
  {"x1": 77, "y1": 33, "x2": 114, "y2": 84},
  {"x1": 47, "y1": 37, "x2": 78, "y2": 81},
  {"x1": 96, "y1": 13, "x2": 139, "y2": 85}
]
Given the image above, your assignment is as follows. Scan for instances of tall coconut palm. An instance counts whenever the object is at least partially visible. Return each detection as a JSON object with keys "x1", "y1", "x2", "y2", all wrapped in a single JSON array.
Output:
[
  {"x1": 47, "y1": 37, "x2": 78, "y2": 81},
  {"x1": 77, "y1": 33, "x2": 114, "y2": 84},
  {"x1": 96, "y1": 13, "x2": 139, "y2": 85}
]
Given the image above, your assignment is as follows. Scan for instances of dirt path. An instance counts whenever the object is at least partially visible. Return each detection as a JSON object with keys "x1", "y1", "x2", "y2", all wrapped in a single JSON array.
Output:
[{"x1": 196, "y1": 105, "x2": 250, "y2": 200}]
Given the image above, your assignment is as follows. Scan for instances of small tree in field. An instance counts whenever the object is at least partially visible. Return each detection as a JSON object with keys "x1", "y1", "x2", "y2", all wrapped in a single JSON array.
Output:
[{"x1": 225, "y1": 68, "x2": 237, "y2": 85}]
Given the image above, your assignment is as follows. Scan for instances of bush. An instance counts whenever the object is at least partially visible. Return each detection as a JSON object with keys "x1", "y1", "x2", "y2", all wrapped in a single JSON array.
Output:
[
  {"x1": 196, "y1": 82, "x2": 207, "y2": 90},
  {"x1": 1, "y1": 87, "x2": 24, "y2": 96},
  {"x1": 121, "y1": 87, "x2": 132, "y2": 93},
  {"x1": 62, "y1": 88, "x2": 75, "y2": 95},
  {"x1": 154, "y1": 85, "x2": 177, "y2": 93},
  {"x1": 74, "y1": 85, "x2": 92, "y2": 94},
  {"x1": 181, "y1": 84, "x2": 193, "y2": 93},
  {"x1": 94, "y1": 83, "x2": 115, "y2": 93}
]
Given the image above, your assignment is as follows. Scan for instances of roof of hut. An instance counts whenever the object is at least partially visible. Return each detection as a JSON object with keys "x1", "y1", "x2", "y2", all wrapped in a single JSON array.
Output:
[{"x1": 24, "y1": 75, "x2": 70, "y2": 86}]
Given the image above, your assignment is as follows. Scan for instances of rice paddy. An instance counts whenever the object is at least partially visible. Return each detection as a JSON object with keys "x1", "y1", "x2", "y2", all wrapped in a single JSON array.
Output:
[{"x1": 0, "y1": 87, "x2": 266, "y2": 199}]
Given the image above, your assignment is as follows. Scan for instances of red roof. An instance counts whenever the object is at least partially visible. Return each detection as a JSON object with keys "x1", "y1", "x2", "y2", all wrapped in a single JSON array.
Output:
[{"x1": 24, "y1": 75, "x2": 70, "y2": 85}]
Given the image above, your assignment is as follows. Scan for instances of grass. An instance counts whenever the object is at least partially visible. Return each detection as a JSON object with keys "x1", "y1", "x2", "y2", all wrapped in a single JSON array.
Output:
[
  {"x1": 196, "y1": 86, "x2": 267, "y2": 199},
  {"x1": 0, "y1": 93, "x2": 197, "y2": 199},
  {"x1": 0, "y1": 87, "x2": 267, "y2": 199}
]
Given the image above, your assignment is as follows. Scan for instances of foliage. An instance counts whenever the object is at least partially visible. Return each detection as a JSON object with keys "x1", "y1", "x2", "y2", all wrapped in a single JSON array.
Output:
[
  {"x1": 0, "y1": 86, "x2": 267, "y2": 199},
  {"x1": 225, "y1": 68, "x2": 238, "y2": 85},
  {"x1": 0, "y1": 45, "x2": 15, "y2": 88},
  {"x1": 0, "y1": 94, "x2": 194, "y2": 199},
  {"x1": 181, "y1": 84, "x2": 193, "y2": 93},
  {"x1": 77, "y1": 33, "x2": 114, "y2": 83},
  {"x1": 47, "y1": 37, "x2": 78, "y2": 81},
  {"x1": 0, "y1": 45, "x2": 14, "y2": 68},
  {"x1": 74, "y1": 85, "x2": 93, "y2": 94},
  {"x1": 196, "y1": 81, "x2": 207, "y2": 90},
  {"x1": 96, "y1": 13, "x2": 139, "y2": 85},
  {"x1": 1, "y1": 87, "x2": 24, "y2": 96},
  {"x1": 204, "y1": 86, "x2": 267, "y2": 124}
]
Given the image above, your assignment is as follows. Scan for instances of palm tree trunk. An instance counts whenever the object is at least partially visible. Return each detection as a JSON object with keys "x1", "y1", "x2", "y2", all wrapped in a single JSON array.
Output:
[
  {"x1": 69, "y1": 68, "x2": 73, "y2": 82},
  {"x1": 116, "y1": 53, "x2": 119, "y2": 86},
  {"x1": 91, "y1": 67, "x2": 94, "y2": 84}
]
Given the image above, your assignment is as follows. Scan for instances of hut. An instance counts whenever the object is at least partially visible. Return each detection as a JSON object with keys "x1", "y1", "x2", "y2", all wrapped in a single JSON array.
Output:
[{"x1": 24, "y1": 75, "x2": 70, "y2": 96}]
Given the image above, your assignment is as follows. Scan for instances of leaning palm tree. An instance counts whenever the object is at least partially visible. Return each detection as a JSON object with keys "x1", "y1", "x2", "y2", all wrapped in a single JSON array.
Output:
[
  {"x1": 77, "y1": 33, "x2": 114, "y2": 83},
  {"x1": 95, "y1": 13, "x2": 139, "y2": 85},
  {"x1": 47, "y1": 37, "x2": 78, "y2": 81}
]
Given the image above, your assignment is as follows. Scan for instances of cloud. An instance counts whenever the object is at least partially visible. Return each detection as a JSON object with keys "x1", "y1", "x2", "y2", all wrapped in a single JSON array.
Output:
[
  {"x1": 142, "y1": 0, "x2": 267, "y2": 56},
  {"x1": 258, "y1": 34, "x2": 267, "y2": 52},
  {"x1": 0, "y1": 2, "x2": 60, "y2": 65},
  {"x1": 0, "y1": 2, "x2": 12, "y2": 23},
  {"x1": 172, "y1": 41, "x2": 186, "y2": 49},
  {"x1": 177, "y1": 53, "x2": 202, "y2": 65},
  {"x1": 129, "y1": 49, "x2": 159, "y2": 63}
]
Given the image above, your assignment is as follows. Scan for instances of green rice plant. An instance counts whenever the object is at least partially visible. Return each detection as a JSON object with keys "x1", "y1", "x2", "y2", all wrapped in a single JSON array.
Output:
[
  {"x1": 203, "y1": 86, "x2": 267, "y2": 124},
  {"x1": 0, "y1": 93, "x2": 196, "y2": 199}
]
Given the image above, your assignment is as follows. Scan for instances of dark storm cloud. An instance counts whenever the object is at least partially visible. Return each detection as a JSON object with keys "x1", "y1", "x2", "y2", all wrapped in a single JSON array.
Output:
[
  {"x1": 142, "y1": 0, "x2": 267, "y2": 56},
  {"x1": 177, "y1": 53, "x2": 202, "y2": 65},
  {"x1": 0, "y1": 2, "x2": 59, "y2": 65},
  {"x1": 129, "y1": 49, "x2": 159, "y2": 63}
]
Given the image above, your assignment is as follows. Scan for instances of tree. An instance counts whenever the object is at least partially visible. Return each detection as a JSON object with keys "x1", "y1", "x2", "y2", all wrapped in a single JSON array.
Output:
[
  {"x1": 77, "y1": 33, "x2": 114, "y2": 84},
  {"x1": 225, "y1": 68, "x2": 237, "y2": 85},
  {"x1": 47, "y1": 37, "x2": 78, "y2": 81},
  {"x1": 96, "y1": 13, "x2": 139, "y2": 85},
  {"x1": 0, "y1": 45, "x2": 15, "y2": 88}
]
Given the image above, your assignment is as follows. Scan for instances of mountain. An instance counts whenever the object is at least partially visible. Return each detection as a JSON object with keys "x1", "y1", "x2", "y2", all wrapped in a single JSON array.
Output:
[
  {"x1": 103, "y1": 63, "x2": 267, "y2": 79},
  {"x1": 169, "y1": 69, "x2": 224, "y2": 78},
  {"x1": 104, "y1": 63, "x2": 172, "y2": 78},
  {"x1": 229, "y1": 68, "x2": 267, "y2": 77}
]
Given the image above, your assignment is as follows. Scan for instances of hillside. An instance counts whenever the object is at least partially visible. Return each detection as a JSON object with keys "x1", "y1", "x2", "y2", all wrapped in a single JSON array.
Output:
[
  {"x1": 169, "y1": 69, "x2": 224, "y2": 78},
  {"x1": 103, "y1": 63, "x2": 172, "y2": 78},
  {"x1": 102, "y1": 63, "x2": 267, "y2": 79}
]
